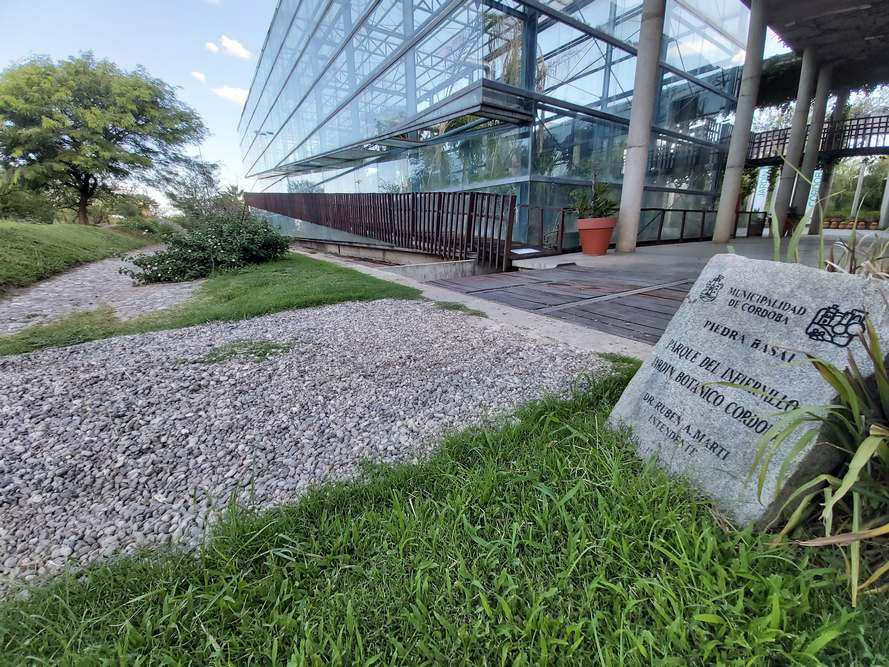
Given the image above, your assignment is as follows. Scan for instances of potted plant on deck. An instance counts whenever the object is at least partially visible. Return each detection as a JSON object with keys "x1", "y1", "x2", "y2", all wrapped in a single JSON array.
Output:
[{"x1": 572, "y1": 182, "x2": 618, "y2": 255}]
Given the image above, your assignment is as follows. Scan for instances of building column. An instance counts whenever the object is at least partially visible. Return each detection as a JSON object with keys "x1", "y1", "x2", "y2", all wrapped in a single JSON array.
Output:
[
  {"x1": 615, "y1": 0, "x2": 666, "y2": 253},
  {"x1": 809, "y1": 87, "x2": 849, "y2": 234},
  {"x1": 712, "y1": 0, "x2": 767, "y2": 243},
  {"x1": 791, "y1": 63, "x2": 833, "y2": 216},
  {"x1": 772, "y1": 47, "x2": 818, "y2": 235},
  {"x1": 879, "y1": 172, "x2": 889, "y2": 229},
  {"x1": 851, "y1": 160, "x2": 868, "y2": 217}
]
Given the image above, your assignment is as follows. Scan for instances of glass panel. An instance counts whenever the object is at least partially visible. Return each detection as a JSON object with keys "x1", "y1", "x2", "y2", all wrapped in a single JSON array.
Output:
[
  {"x1": 531, "y1": 109, "x2": 628, "y2": 181},
  {"x1": 240, "y1": 0, "x2": 328, "y2": 148},
  {"x1": 637, "y1": 191, "x2": 717, "y2": 241},
  {"x1": 536, "y1": 0, "x2": 643, "y2": 46},
  {"x1": 655, "y1": 71, "x2": 734, "y2": 143},
  {"x1": 536, "y1": 21, "x2": 637, "y2": 117},
  {"x1": 645, "y1": 133, "x2": 723, "y2": 192},
  {"x1": 482, "y1": 8, "x2": 524, "y2": 87},
  {"x1": 244, "y1": 0, "x2": 490, "y2": 176},
  {"x1": 663, "y1": 0, "x2": 747, "y2": 90},
  {"x1": 239, "y1": 0, "x2": 302, "y2": 136},
  {"x1": 415, "y1": 4, "x2": 483, "y2": 112}
]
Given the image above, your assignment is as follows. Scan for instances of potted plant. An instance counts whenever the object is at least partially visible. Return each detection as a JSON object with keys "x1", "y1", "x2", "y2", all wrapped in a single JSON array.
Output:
[{"x1": 572, "y1": 182, "x2": 618, "y2": 255}]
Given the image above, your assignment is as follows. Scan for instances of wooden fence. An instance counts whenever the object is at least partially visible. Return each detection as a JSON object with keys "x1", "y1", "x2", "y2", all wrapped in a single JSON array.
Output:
[{"x1": 245, "y1": 191, "x2": 516, "y2": 270}]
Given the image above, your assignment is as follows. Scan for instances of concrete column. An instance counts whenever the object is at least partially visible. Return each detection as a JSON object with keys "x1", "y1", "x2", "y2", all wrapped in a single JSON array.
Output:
[
  {"x1": 809, "y1": 87, "x2": 849, "y2": 233},
  {"x1": 616, "y1": 0, "x2": 666, "y2": 253},
  {"x1": 851, "y1": 160, "x2": 868, "y2": 217},
  {"x1": 791, "y1": 63, "x2": 833, "y2": 215},
  {"x1": 772, "y1": 47, "x2": 818, "y2": 235},
  {"x1": 879, "y1": 172, "x2": 889, "y2": 229},
  {"x1": 712, "y1": 0, "x2": 767, "y2": 243}
]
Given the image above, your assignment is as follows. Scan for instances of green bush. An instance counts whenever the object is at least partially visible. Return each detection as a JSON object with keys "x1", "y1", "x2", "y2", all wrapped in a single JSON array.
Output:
[
  {"x1": 117, "y1": 217, "x2": 178, "y2": 240},
  {"x1": 121, "y1": 213, "x2": 289, "y2": 284},
  {"x1": 0, "y1": 185, "x2": 55, "y2": 223}
]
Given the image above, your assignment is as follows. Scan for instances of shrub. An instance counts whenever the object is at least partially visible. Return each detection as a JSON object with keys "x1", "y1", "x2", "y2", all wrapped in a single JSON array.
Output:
[
  {"x1": 117, "y1": 217, "x2": 178, "y2": 240},
  {"x1": 121, "y1": 213, "x2": 288, "y2": 284}
]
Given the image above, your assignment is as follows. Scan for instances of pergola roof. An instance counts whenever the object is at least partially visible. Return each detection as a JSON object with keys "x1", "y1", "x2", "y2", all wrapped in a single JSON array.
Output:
[
  {"x1": 753, "y1": 1, "x2": 889, "y2": 105},
  {"x1": 765, "y1": 1, "x2": 889, "y2": 72}
]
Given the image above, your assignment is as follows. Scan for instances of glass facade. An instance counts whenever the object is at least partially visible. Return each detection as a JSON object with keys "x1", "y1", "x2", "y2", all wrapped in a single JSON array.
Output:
[{"x1": 240, "y1": 0, "x2": 749, "y2": 245}]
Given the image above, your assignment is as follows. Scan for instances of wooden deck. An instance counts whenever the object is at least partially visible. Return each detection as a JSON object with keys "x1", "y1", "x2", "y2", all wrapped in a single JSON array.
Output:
[{"x1": 429, "y1": 265, "x2": 697, "y2": 345}]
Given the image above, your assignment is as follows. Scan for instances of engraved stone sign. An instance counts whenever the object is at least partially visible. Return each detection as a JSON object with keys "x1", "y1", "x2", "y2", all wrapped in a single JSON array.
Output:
[{"x1": 609, "y1": 254, "x2": 889, "y2": 526}]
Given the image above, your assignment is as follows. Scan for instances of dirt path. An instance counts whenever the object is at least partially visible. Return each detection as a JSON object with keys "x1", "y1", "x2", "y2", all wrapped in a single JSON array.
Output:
[{"x1": 0, "y1": 246, "x2": 202, "y2": 336}]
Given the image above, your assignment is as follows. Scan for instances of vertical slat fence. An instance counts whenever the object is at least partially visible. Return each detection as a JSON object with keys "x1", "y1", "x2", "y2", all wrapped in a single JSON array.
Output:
[{"x1": 245, "y1": 191, "x2": 517, "y2": 270}]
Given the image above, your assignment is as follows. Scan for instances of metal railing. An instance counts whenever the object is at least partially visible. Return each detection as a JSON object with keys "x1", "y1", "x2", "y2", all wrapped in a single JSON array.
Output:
[
  {"x1": 520, "y1": 204, "x2": 567, "y2": 255},
  {"x1": 748, "y1": 114, "x2": 889, "y2": 163},
  {"x1": 637, "y1": 208, "x2": 766, "y2": 244},
  {"x1": 245, "y1": 191, "x2": 517, "y2": 270}
]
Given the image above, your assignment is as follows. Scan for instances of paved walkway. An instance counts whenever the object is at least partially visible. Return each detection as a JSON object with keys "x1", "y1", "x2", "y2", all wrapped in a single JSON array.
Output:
[
  {"x1": 431, "y1": 266, "x2": 694, "y2": 345},
  {"x1": 434, "y1": 233, "x2": 866, "y2": 345},
  {"x1": 0, "y1": 247, "x2": 202, "y2": 336}
]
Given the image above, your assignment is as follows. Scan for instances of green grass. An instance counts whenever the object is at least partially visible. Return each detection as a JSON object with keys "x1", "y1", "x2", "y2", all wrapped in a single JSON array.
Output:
[
  {"x1": 189, "y1": 339, "x2": 296, "y2": 364},
  {"x1": 0, "y1": 363, "x2": 885, "y2": 664},
  {"x1": 433, "y1": 300, "x2": 488, "y2": 318},
  {"x1": 0, "y1": 253, "x2": 421, "y2": 356},
  {"x1": 0, "y1": 219, "x2": 153, "y2": 291}
]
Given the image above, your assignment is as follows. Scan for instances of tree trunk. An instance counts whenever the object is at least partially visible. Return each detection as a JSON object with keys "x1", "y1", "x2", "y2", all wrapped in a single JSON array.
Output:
[{"x1": 77, "y1": 191, "x2": 90, "y2": 225}]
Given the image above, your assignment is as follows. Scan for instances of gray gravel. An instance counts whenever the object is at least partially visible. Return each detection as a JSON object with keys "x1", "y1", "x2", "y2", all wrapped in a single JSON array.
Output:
[{"x1": 0, "y1": 299, "x2": 600, "y2": 586}]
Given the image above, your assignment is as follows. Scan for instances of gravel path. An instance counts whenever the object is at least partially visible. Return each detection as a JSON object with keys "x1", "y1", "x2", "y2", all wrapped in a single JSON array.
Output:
[
  {"x1": 0, "y1": 246, "x2": 201, "y2": 335},
  {"x1": 0, "y1": 300, "x2": 600, "y2": 586}
]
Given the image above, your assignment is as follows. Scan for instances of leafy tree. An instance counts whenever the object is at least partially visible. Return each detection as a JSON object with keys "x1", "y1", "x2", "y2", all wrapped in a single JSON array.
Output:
[
  {"x1": 287, "y1": 178, "x2": 322, "y2": 193},
  {"x1": 0, "y1": 53, "x2": 206, "y2": 224},
  {"x1": 165, "y1": 161, "x2": 243, "y2": 222},
  {"x1": 0, "y1": 171, "x2": 56, "y2": 223}
]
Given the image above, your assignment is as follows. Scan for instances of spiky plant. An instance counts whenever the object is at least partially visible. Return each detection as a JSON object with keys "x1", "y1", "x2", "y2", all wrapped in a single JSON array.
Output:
[{"x1": 754, "y1": 320, "x2": 889, "y2": 606}]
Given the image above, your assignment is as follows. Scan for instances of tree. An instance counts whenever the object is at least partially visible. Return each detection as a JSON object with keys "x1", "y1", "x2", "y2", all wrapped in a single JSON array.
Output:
[
  {"x1": 165, "y1": 161, "x2": 244, "y2": 222},
  {"x1": 0, "y1": 53, "x2": 206, "y2": 224}
]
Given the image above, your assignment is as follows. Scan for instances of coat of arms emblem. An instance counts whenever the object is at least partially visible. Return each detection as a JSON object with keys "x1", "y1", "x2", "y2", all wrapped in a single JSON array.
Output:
[
  {"x1": 699, "y1": 273, "x2": 725, "y2": 302},
  {"x1": 805, "y1": 305, "x2": 867, "y2": 348}
]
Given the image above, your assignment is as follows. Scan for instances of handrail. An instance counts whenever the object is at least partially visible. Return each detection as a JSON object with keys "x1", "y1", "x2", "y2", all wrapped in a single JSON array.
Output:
[
  {"x1": 748, "y1": 114, "x2": 889, "y2": 162},
  {"x1": 245, "y1": 191, "x2": 517, "y2": 270}
]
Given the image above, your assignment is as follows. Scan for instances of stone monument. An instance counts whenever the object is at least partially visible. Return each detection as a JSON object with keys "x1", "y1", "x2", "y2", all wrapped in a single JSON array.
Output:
[{"x1": 609, "y1": 253, "x2": 889, "y2": 526}]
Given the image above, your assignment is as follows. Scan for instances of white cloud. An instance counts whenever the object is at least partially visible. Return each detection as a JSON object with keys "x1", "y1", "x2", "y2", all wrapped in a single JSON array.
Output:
[
  {"x1": 213, "y1": 86, "x2": 248, "y2": 105},
  {"x1": 205, "y1": 41, "x2": 219, "y2": 53},
  {"x1": 219, "y1": 35, "x2": 251, "y2": 59},
  {"x1": 191, "y1": 71, "x2": 206, "y2": 82}
]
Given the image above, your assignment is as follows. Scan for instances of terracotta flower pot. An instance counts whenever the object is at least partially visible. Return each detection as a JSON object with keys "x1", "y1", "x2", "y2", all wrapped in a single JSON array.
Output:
[{"x1": 577, "y1": 217, "x2": 616, "y2": 255}]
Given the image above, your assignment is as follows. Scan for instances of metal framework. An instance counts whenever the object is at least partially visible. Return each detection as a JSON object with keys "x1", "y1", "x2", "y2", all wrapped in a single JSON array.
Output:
[
  {"x1": 241, "y1": 0, "x2": 749, "y2": 240},
  {"x1": 747, "y1": 114, "x2": 889, "y2": 166}
]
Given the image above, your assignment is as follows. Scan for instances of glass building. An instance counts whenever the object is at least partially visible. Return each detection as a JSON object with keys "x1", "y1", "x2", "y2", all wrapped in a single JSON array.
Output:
[{"x1": 239, "y1": 0, "x2": 749, "y2": 247}]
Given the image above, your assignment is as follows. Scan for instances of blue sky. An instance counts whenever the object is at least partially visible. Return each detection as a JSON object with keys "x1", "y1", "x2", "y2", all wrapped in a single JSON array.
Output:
[{"x1": 0, "y1": 0, "x2": 277, "y2": 189}]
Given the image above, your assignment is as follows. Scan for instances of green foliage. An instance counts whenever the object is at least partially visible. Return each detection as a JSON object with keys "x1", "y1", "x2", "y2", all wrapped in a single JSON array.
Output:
[
  {"x1": 571, "y1": 182, "x2": 618, "y2": 218},
  {"x1": 0, "y1": 176, "x2": 55, "y2": 223},
  {"x1": 750, "y1": 321, "x2": 889, "y2": 605},
  {"x1": 190, "y1": 339, "x2": 295, "y2": 364},
  {"x1": 109, "y1": 191, "x2": 159, "y2": 219},
  {"x1": 0, "y1": 219, "x2": 151, "y2": 291},
  {"x1": 0, "y1": 367, "x2": 885, "y2": 663},
  {"x1": 117, "y1": 216, "x2": 178, "y2": 241},
  {"x1": 121, "y1": 213, "x2": 289, "y2": 284},
  {"x1": 164, "y1": 161, "x2": 244, "y2": 222},
  {"x1": 0, "y1": 254, "x2": 421, "y2": 356},
  {"x1": 0, "y1": 53, "x2": 206, "y2": 223},
  {"x1": 826, "y1": 158, "x2": 889, "y2": 217},
  {"x1": 827, "y1": 231, "x2": 889, "y2": 280},
  {"x1": 433, "y1": 300, "x2": 488, "y2": 317}
]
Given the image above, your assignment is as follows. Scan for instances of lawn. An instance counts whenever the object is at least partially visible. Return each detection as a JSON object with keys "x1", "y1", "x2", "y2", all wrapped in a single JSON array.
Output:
[
  {"x1": 0, "y1": 253, "x2": 421, "y2": 356},
  {"x1": 0, "y1": 361, "x2": 885, "y2": 664},
  {"x1": 0, "y1": 219, "x2": 153, "y2": 291}
]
